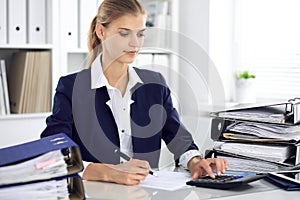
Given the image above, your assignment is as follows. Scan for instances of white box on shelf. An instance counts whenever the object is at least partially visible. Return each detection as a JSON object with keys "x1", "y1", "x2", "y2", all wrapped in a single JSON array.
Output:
[
  {"x1": 60, "y1": 0, "x2": 78, "y2": 50},
  {"x1": 27, "y1": 0, "x2": 46, "y2": 44},
  {"x1": 7, "y1": 0, "x2": 26, "y2": 44}
]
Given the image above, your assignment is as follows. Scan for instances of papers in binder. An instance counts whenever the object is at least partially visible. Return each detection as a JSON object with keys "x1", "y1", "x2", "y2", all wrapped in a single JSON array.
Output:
[
  {"x1": 213, "y1": 99, "x2": 300, "y2": 125},
  {"x1": 0, "y1": 133, "x2": 84, "y2": 200},
  {"x1": 0, "y1": 179, "x2": 69, "y2": 200},
  {"x1": 218, "y1": 110, "x2": 286, "y2": 124},
  {"x1": 225, "y1": 122, "x2": 300, "y2": 141},
  {"x1": 208, "y1": 149, "x2": 294, "y2": 173},
  {"x1": 214, "y1": 142, "x2": 294, "y2": 163},
  {"x1": 218, "y1": 156, "x2": 284, "y2": 173},
  {"x1": 0, "y1": 150, "x2": 68, "y2": 185},
  {"x1": 222, "y1": 133, "x2": 293, "y2": 143}
]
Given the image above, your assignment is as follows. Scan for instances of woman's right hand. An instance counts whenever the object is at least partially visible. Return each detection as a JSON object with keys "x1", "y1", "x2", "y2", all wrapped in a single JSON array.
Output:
[{"x1": 82, "y1": 159, "x2": 150, "y2": 185}]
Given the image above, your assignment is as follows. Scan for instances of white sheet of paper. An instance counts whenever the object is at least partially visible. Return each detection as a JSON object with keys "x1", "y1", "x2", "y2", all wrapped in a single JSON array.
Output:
[{"x1": 140, "y1": 171, "x2": 192, "y2": 191}]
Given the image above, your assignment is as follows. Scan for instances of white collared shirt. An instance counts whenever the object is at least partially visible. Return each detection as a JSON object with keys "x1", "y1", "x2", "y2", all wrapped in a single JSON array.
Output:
[
  {"x1": 81, "y1": 54, "x2": 202, "y2": 173},
  {"x1": 91, "y1": 55, "x2": 142, "y2": 162}
]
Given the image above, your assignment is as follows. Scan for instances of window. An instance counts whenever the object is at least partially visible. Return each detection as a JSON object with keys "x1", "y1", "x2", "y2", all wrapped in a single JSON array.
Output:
[{"x1": 234, "y1": 0, "x2": 300, "y2": 101}]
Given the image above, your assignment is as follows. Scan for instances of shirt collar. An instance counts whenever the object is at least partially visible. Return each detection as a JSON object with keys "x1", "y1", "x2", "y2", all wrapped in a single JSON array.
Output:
[{"x1": 90, "y1": 54, "x2": 143, "y2": 90}]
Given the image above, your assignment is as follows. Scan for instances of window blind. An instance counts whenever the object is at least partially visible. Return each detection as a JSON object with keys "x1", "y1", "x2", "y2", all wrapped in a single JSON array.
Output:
[{"x1": 234, "y1": 0, "x2": 300, "y2": 101}]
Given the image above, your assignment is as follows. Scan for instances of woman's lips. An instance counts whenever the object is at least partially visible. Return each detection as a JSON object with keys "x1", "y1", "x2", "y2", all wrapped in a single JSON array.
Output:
[{"x1": 124, "y1": 50, "x2": 138, "y2": 56}]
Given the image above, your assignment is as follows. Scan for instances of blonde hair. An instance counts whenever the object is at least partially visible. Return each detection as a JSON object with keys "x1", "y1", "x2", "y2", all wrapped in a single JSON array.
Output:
[{"x1": 87, "y1": 0, "x2": 146, "y2": 67}]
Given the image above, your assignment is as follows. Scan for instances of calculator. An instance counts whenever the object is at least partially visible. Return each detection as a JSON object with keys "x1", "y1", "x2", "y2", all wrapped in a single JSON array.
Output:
[{"x1": 186, "y1": 174, "x2": 265, "y2": 189}]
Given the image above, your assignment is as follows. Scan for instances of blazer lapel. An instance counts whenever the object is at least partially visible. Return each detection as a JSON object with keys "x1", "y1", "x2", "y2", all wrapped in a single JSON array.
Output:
[{"x1": 95, "y1": 87, "x2": 120, "y2": 148}]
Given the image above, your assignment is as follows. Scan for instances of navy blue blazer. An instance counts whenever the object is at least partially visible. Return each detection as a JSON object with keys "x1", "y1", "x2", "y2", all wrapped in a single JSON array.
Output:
[{"x1": 41, "y1": 67, "x2": 198, "y2": 168}]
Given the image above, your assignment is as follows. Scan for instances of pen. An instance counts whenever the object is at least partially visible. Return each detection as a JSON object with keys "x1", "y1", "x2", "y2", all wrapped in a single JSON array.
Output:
[{"x1": 114, "y1": 149, "x2": 157, "y2": 176}]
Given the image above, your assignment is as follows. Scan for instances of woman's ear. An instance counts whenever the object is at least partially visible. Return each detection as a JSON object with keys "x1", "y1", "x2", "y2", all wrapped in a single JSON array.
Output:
[{"x1": 95, "y1": 23, "x2": 105, "y2": 40}]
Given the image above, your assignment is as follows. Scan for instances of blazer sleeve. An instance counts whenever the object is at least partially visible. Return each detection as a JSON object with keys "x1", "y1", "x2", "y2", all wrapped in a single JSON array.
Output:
[
  {"x1": 41, "y1": 74, "x2": 77, "y2": 138},
  {"x1": 159, "y1": 73, "x2": 199, "y2": 159}
]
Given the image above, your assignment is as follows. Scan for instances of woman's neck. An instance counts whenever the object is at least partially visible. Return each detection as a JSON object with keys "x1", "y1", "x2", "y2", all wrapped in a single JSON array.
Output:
[{"x1": 101, "y1": 55, "x2": 129, "y2": 95}]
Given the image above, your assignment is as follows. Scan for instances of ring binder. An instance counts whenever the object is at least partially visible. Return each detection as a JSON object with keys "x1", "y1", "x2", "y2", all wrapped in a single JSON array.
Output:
[
  {"x1": 209, "y1": 99, "x2": 300, "y2": 186},
  {"x1": 0, "y1": 133, "x2": 85, "y2": 199},
  {"x1": 211, "y1": 99, "x2": 300, "y2": 125}
]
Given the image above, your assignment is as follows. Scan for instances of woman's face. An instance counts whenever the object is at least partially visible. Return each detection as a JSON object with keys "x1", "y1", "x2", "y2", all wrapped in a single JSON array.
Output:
[{"x1": 97, "y1": 13, "x2": 147, "y2": 64}]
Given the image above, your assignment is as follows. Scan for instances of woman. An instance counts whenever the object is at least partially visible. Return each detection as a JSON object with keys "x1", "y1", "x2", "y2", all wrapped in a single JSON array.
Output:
[{"x1": 41, "y1": 0, "x2": 228, "y2": 185}]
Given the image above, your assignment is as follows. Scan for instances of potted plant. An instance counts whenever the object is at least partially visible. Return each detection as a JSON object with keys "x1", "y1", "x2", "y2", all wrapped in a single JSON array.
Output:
[{"x1": 235, "y1": 70, "x2": 256, "y2": 103}]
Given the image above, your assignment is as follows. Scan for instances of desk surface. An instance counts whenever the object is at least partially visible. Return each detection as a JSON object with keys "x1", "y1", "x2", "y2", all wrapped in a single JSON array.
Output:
[{"x1": 84, "y1": 177, "x2": 300, "y2": 200}]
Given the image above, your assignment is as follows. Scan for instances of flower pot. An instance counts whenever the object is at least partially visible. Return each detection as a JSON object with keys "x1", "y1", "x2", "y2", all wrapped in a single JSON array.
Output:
[{"x1": 235, "y1": 79, "x2": 256, "y2": 103}]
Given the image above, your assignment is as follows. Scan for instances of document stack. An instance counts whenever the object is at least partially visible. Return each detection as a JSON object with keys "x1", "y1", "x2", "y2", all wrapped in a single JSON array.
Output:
[
  {"x1": 0, "y1": 133, "x2": 85, "y2": 200},
  {"x1": 207, "y1": 99, "x2": 300, "y2": 174}
]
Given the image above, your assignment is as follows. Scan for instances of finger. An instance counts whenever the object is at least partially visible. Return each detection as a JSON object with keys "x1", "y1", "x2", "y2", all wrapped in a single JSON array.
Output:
[
  {"x1": 123, "y1": 177, "x2": 141, "y2": 185},
  {"x1": 224, "y1": 158, "x2": 229, "y2": 170},
  {"x1": 213, "y1": 158, "x2": 224, "y2": 176},
  {"x1": 130, "y1": 159, "x2": 151, "y2": 171},
  {"x1": 192, "y1": 168, "x2": 201, "y2": 179},
  {"x1": 220, "y1": 158, "x2": 229, "y2": 173},
  {"x1": 121, "y1": 161, "x2": 149, "y2": 176},
  {"x1": 201, "y1": 160, "x2": 215, "y2": 178},
  {"x1": 123, "y1": 173, "x2": 147, "y2": 185},
  {"x1": 126, "y1": 165, "x2": 149, "y2": 175}
]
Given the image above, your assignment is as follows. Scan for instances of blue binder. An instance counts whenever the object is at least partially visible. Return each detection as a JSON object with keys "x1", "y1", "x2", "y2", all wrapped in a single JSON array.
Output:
[
  {"x1": 266, "y1": 172, "x2": 300, "y2": 191},
  {"x1": 0, "y1": 133, "x2": 85, "y2": 199},
  {"x1": 0, "y1": 133, "x2": 81, "y2": 167}
]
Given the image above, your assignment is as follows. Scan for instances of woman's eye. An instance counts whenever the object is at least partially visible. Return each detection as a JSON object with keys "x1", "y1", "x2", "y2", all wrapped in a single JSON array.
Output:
[
  {"x1": 138, "y1": 32, "x2": 145, "y2": 37},
  {"x1": 119, "y1": 32, "x2": 129, "y2": 37}
]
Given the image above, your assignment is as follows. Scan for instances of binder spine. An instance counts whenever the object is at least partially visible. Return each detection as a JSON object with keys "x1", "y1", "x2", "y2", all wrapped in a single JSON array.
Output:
[
  {"x1": 7, "y1": 0, "x2": 27, "y2": 44},
  {"x1": 27, "y1": 0, "x2": 46, "y2": 44},
  {"x1": 211, "y1": 117, "x2": 231, "y2": 141},
  {"x1": 0, "y1": 0, "x2": 7, "y2": 44}
]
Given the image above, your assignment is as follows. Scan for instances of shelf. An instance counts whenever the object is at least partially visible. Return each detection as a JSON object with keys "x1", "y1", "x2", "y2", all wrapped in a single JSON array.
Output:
[
  {"x1": 140, "y1": 48, "x2": 173, "y2": 55},
  {"x1": 0, "y1": 112, "x2": 50, "y2": 120},
  {"x1": 0, "y1": 44, "x2": 53, "y2": 50},
  {"x1": 67, "y1": 48, "x2": 89, "y2": 54}
]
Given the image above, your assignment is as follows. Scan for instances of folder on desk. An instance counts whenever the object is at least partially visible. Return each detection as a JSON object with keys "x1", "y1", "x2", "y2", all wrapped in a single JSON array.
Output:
[
  {"x1": 7, "y1": 0, "x2": 26, "y2": 44},
  {"x1": 0, "y1": 133, "x2": 85, "y2": 200},
  {"x1": 211, "y1": 98, "x2": 300, "y2": 125}
]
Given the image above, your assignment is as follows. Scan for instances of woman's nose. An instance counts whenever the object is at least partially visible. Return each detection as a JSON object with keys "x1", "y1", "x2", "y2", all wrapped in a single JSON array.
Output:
[{"x1": 129, "y1": 35, "x2": 140, "y2": 47}]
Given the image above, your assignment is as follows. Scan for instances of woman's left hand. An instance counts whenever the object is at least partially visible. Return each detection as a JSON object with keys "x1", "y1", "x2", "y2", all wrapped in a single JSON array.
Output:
[{"x1": 187, "y1": 156, "x2": 229, "y2": 179}]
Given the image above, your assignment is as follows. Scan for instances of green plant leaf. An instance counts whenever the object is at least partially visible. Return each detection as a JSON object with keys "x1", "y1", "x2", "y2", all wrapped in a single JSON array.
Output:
[{"x1": 236, "y1": 70, "x2": 256, "y2": 79}]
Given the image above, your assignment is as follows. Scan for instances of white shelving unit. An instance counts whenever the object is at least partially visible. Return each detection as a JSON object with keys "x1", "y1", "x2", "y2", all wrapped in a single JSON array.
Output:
[{"x1": 0, "y1": 0, "x2": 60, "y2": 147}]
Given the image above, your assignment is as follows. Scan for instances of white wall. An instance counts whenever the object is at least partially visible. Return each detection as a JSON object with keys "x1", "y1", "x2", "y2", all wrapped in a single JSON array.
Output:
[
  {"x1": 178, "y1": 0, "x2": 210, "y2": 113},
  {"x1": 177, "y1": 0, "x2": 214, "y2": 153},
  {"x1": 175, "y1": 0, "x2": 236, "y2": 153},
  {"x1": 209, "y1": 0, "x2": 234, "y2": 102}
]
